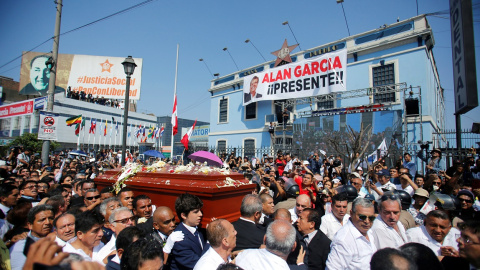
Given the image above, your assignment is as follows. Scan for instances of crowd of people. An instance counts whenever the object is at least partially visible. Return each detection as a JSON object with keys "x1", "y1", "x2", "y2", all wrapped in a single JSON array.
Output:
[
  {"x1": 0, "y1": 145, "x2": 479, "y2": 270},
  {"x1": 66, "y1": 87, "x2": 124, "y2": 109}
]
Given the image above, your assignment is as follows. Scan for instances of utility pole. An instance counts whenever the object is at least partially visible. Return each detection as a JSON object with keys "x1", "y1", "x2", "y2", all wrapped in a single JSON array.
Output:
[{"x1": 41, "y1": 0, "x2": 63, "y2": 165}]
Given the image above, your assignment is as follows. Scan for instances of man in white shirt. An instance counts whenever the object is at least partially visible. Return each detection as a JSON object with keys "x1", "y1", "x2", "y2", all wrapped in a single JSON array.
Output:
[
  {"x1": 194, "y1": 219, "x2": 236, "y2": 270},
  {"x1": 326, "y1": 197, "x2": 377, "y2": 270},
  {"x1": 370, "y1": 193, "x2": 407, "y2": 249},
  {"x1": 284, "y1": 154, "x2": 293, "y2": 174},
  {"x1": 236, "y1": 220, "x2": 296, "y2": 270},
  {"x1": 320, "y1": 193, "x2": 350, "y2": 240},
  {"x1": 406, "y1": 210, "x2": 460, "y2": 256},
  {"x1": 395, "y1": 168, "x2": 418, "y2": 197},
  {"x1": 54, "y1": 213, "x2": 76, "y2": 247},
  {"x1": 97, "y1": 207, "x2": 135, "y2": 265},
  {"x1": 10, "y1": 205, "x2": 55, "y2": 270},
  {"x1": 369, "y1": 169, "x2": 396, "y2": 200},
  {"x1": 62, "y1": 210, "x2": 105, "y2": 263},
  {"x1": 289, "y1": 194, "x2": 311, "y2": 223},
  {"x1": 0, "y1": 185, "x2": 20, "y2": 238}
]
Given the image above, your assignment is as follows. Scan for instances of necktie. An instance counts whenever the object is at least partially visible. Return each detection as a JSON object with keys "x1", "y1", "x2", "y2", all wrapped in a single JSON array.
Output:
[
  {"x1": 303, "y1": 235, "x2": 309, "y2": 246},
  {"x1": 194, "y1": 230, "x2": 203, "y2": 249}
]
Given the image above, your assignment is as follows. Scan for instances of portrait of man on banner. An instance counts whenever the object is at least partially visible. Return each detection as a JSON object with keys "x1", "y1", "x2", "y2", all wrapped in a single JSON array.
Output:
[
  {"x1": 243, "y1": 75, "x2": 262, "y2": 104},
  {"x1": 19, "y1": 54, "x2": 65, "y2": 96}
]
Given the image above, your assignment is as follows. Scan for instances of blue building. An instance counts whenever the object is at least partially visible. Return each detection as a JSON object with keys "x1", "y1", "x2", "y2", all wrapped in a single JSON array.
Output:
[{"x1": 208, "y1": 15, "x2": 444, "y2": 166}]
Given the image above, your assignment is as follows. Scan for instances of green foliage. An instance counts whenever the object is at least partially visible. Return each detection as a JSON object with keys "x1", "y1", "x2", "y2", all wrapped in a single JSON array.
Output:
[{"x1": 6, "y1": 133, "x2": 60, "y2": 153}]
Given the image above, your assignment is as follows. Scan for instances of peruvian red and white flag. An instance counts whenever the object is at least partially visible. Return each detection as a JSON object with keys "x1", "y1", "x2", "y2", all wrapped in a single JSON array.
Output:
[
  {"x1": 181, "y1": 120, "x2": 197, "y2": 150},
  {"x1": 172, "y1": 95, "x2": 178, "y2": 135}
]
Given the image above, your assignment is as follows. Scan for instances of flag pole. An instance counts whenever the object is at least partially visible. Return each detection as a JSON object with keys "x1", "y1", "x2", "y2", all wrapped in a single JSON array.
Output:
[{"x1": 171, "y1": 44, "x2": 179, "y2": 160}]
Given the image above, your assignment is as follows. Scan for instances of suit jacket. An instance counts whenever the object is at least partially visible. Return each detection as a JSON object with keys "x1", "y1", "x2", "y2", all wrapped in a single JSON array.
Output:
[
  {"x1": 136, "y1": 217, "x2": 154, "y2": 235},
  {"x1": 170, "y1": 222, "x2": 208, "y2": 270},
  {"x1": 105, "y1": 255, "x2": 120, "y2": 270},
  {"x1": 304, "y1": 230, "x2": 331, "y2": 270},
  {"x1": 244, "y1": 92, "x2": 262, "y2": 103},
  {"x1": 147, "y1": 229, "x2": 167, "y2": 247},
  {"x1": 232, "y1": 218, "x2": 265, "y2": 252}
]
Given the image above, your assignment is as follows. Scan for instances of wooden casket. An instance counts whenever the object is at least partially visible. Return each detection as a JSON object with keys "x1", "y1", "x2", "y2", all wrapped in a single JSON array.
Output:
[{"x1": 95, "y1": 163, "x2": 255, "y2": 228}]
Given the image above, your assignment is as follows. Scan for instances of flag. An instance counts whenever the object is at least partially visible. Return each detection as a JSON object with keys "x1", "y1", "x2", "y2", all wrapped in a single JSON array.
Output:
[
  {"x1": 75, "y1": 123, "x2": 81, "y2": 136},
  {"x1": 104, "y1": 121, "x2": 108, "y2": 136},
  {"x1": 172, "y1": 95, "x2": 178, "y2": 135},
  {"x1": 55, "y1": 159, "x2": 65, "y2": 183},
  {"x1": 159, "y1": 126, "x2": 165, "y2": 137},
  {"x1": 135, "y1": 125, "x2": 141, "y2": 138},
  {"x1": 148, "y1": 127, "x2": 154, "y2": 138},
  {"x1": 89, "y1": 119, "x2": 96, "y2": 134},
  {"x1": 128, "y1": 124, "x2": 132, "y2": 137},
  {"x1": 181, "y1": 120, "x2": 197, "y2": 150},
  {"x1": 115, "y1": 121, "x2": 119, "y2": 136},
  {"x1": 142, "y1": 126, "x2": 146, "y2": 137},
  {"x1": 81, "y1": 118, "x2": 86, "y2": 130},
  {"x1": 66, "y1": 115, "x2": 82, "y2": 126},
  {"x1": 367, "y1": 138, "x2": 387, "y2": 163}
]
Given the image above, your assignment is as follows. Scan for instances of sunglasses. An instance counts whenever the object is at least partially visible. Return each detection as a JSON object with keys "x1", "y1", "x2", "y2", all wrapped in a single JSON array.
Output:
[
  {"x1": 433, "y1": 181, "x2": 441, "y2": 185},
  {"x1": 357, "y1": 214, "x2": 376, "y2": 222},
  {"x1": 24, "y1": 185, "x2": 38, "y2": 190},
  {"x1": 459, "y1": 198, "x2": 473, "y2": 204},
  {"x1": 113, "y1": 216, "x2": 135, "y2": 224},
  {"x1": 85, "y1": 195, "x2": 100, "y2": 200},
  {"x1": 380, "y1": 194, "x2": 398, "y2": 202}
]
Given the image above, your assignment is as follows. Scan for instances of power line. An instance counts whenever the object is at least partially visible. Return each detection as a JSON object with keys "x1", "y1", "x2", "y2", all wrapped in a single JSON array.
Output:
[{"x1": 0, "y1": 0, "x2": 156, "y2": 72}]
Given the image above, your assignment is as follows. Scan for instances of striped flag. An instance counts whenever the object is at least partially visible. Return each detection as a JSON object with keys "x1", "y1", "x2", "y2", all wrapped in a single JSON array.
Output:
[
  {"x1": 172, "y1": 95, "x2": 178, "y2": 135},
  {"x1": 104, "y1": 121, "x2": 108, "y2": 136},
  {"x1": 159, "y1": 126, "x2": 165, "y2": 137},
  {"x1": 89, "y1": 119, "x2": 96, "y2": 134},
  {"x1": 66, "y1": 115, "x2": 82, "y2": 126},
  {"x1": 181, "y1": 120, "x2": 197, "y2": 150}
]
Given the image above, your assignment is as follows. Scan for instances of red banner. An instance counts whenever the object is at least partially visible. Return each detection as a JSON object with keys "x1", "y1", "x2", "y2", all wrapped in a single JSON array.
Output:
[{"x1": 0, "y1": 100, "x2": 34, "y2": 118}]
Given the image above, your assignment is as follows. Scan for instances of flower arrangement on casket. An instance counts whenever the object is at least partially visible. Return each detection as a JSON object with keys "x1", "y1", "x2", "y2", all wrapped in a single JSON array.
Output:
[{"x1": 112, "y1": 161, "x2": 241, "y2": 192}]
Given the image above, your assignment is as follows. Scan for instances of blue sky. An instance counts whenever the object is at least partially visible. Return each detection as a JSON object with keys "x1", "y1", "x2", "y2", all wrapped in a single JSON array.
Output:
[{"x1": 1, "y1": 0, "x2": 478, "y2": 130}]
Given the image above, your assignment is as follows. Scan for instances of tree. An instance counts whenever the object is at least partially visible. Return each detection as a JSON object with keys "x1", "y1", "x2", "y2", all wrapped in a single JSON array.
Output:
[{"x1": 6, "y1": 133, "x2": 60, "y2": 154}]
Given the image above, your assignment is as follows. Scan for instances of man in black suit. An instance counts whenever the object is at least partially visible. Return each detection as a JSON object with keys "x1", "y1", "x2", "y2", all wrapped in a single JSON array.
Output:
[
  {"x1": 244, "y1": 76, "x2": 262, "y2": 103},
  {"x1": 297, "y1": 208, "x2": 331, "y2": 270},
  {"x1": 232, "y1": 194, "x2": 266, "y2": 251},
  {"x1": 169, "y1": 193, "x2": 208, "y2": 270},
  {"x1": 147, "y1": 206, "x2": 176, "y2": 246}
]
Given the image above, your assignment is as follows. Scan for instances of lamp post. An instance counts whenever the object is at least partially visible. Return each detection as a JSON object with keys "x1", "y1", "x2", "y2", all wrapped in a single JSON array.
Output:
[{"x1": 121, "y1": 56, "x2": 137, "y2": 166}]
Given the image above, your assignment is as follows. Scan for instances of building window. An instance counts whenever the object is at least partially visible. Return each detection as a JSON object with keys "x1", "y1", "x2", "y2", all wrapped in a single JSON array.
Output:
[
  {"x1": 373, "y1": 63, "x2": 395, "y2": 103},
  {"x1": 245, "y1": 103, "x2": 256, "y2": 120},
  {"x1": 219, "y1": 98, "x2": 228, "y2": 123},
  {"x1": 217, "y1": 140, "x2": 226, "y2": 154},
  {"x1": 317, "y1": 100, "x2": 334, "y2": 110},
  {"x1": 244, "y1": 139, "x2": 255, "y2": 158}
]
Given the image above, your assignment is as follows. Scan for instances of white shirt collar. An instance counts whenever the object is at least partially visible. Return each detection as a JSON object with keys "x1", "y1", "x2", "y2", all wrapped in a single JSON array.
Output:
[
  {"x1": 239, "y1": 217, "x2": 255, "y2": 224},
  {"x1": 183, "y1": 222, "x2": 197, "y2": 235}
]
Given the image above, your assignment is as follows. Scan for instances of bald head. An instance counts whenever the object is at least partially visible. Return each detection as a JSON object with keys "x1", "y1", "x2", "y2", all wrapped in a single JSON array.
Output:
[
  {"x1": 273, "y1": 208, "x2": 292, "y2": 223},
  {"x1": 152, "y1": 206, "x2": 176, "y2": 236},
  {"x1": 295, "y1": 194, "x2": 311, "y2": 215}
]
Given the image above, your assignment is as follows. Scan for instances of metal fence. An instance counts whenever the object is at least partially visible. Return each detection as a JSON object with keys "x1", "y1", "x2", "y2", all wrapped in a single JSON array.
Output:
[{"x1": 433, "y1": 129, "x2": 480, "y2": 167}]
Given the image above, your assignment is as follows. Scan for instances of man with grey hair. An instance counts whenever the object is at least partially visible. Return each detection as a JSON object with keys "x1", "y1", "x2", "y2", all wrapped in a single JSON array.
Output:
[
  {"x1": 232, "y1": 194, "x2": 265, "y2": 251},
  {"x1": 370, "y1": 193, "x2": 407, "y2": 249},
  {"x1": 326, "y1": 197, "x2": 377, "y2": 270},
  {"x1": 84, "y1": 188, "x2": 101, "y2": 209},
  {"x1": 236, "y1": 220, "x2": 296, "y2": 270},
  {"x1": 99, "y1": 197, "x2": 122, "y2": 243},
  {"x1": 97, "y1": 207, "x2": 135, "y2": 265}
]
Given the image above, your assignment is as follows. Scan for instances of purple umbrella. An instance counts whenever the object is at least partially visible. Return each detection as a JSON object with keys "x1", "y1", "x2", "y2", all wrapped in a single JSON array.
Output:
[{"x1": 188, "y1": 151, "x2": 223, "y2": 167}]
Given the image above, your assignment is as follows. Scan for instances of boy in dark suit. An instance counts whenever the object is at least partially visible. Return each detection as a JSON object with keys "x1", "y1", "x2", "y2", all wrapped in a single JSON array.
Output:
[{"x1": 169, "y1": 193, "x2": 208, "y2": 270}]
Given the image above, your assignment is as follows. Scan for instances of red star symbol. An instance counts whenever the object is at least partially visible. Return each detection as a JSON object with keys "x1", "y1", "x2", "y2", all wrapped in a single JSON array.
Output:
[
  {"x1": 271, "y1": 39, "x2": 298, "y2": 67},
  {"x1": 100, "y1": 59, "x2": 114, "y2": 73}
]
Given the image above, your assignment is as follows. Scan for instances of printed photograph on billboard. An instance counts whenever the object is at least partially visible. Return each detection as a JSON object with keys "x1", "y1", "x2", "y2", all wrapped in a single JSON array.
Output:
[
  {"x1": 292, "y1": 110, "x2": 403, "y2": 167},
  {"x1": 19, "y1": 52, "x2": 143, "y2": 100}
]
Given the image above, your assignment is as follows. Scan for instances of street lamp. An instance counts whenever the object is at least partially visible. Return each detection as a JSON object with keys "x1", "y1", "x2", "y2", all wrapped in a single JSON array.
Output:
[{"x1": 121, "y1": 56, "x2": 137, "y2": 166}]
